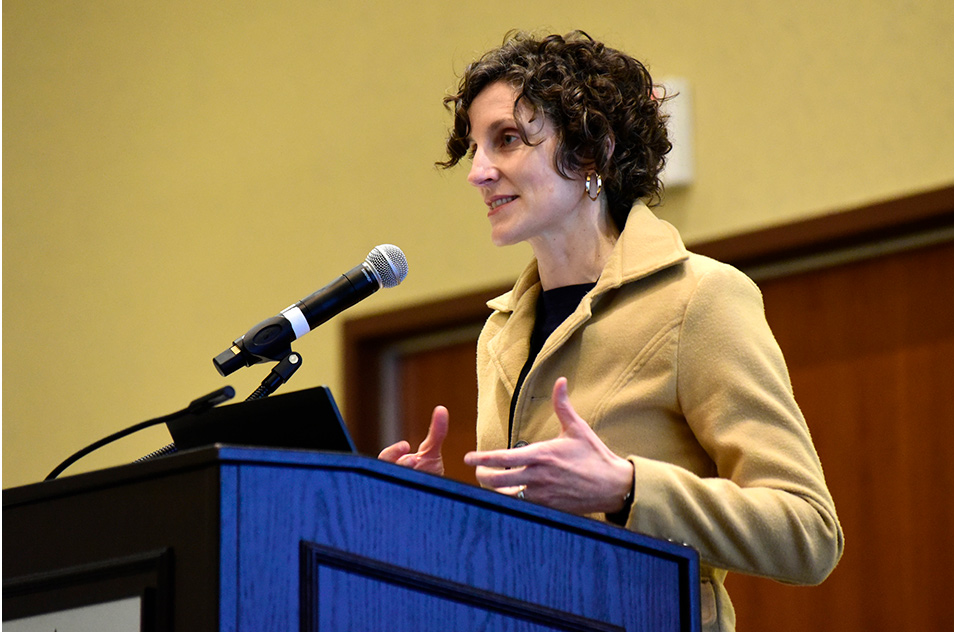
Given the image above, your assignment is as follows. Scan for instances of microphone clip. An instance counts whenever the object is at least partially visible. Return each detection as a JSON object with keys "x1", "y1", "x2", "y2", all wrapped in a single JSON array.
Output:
[{"x1": 213, "y1": 315, "x2": 294, "y2": 377}]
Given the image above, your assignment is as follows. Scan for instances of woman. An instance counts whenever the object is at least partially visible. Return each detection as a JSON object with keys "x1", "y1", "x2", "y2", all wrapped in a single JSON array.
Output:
[{"x1": 380, "y1": 31, "x2": 843, "y2": 632}]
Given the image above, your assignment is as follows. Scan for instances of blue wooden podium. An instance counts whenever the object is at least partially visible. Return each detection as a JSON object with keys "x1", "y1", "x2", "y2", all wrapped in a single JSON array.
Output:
[{"x1": 3, "y1": 446, "x2": 700, "y2": 631}]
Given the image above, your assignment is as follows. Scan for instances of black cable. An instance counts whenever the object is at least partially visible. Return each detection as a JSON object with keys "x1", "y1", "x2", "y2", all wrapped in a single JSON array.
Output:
[{"x1": 45, "y1": 386, "x2": 234, "y2": 481}]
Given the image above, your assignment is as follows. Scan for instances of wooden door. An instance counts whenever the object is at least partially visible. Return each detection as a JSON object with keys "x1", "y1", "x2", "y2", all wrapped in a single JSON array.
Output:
[{"x1": 725, "y1": 240, "x2": 953, "y2": 631}]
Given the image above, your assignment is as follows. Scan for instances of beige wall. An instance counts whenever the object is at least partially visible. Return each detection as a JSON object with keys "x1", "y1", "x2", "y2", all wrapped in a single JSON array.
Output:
[{"x1": 3, "y1": 1, "x2": 952, "y2": 487}]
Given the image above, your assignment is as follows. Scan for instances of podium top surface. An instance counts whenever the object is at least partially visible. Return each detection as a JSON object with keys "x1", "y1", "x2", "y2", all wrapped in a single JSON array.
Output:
[{"x1": 4, "y1": 445, "x2": 697, "y2": 564}]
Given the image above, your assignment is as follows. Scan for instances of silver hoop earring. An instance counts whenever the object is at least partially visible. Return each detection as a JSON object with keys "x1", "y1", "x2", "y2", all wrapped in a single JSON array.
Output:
[{"x1": 585, "y1": 173, "x2": 603, "y2": 201}]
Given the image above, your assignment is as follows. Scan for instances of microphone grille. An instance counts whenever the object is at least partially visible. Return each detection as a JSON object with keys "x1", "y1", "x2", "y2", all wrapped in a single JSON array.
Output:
[{"x1": 366, "y1": 244, "x2": 408, "y2": 289}]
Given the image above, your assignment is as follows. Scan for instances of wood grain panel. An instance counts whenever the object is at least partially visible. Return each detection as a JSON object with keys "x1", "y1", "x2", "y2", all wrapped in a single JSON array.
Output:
[{"x1": 725, "y1": 241, "x2": 953, "y2": 632}]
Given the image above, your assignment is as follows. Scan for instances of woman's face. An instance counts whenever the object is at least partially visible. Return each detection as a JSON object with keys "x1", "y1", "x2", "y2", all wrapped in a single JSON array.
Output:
[{"x1": 465, "y1": 81, "x2": 589, "y2": 248}]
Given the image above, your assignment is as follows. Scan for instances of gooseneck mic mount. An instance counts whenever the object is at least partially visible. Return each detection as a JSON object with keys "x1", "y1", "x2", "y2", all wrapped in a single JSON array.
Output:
[{"x1": 246, "y1": 351, "x2": 303, "y2": 401}]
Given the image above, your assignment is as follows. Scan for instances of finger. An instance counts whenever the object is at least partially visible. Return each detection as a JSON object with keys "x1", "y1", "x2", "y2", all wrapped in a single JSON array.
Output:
[
  {"x1": 395, "y1": 452, "x2": 421, "y2": 467},
  {"x1": 418, "y1": 406, "x2": 449, "y2": 455},
  {"x1": 551, "y1": 377, "x2": 587, "y2": 436},
  {"x1": 474, "y1": 464, "x2": 528, "y2": 489},
  {"x1": 464, "y1": 446, "x2": 540, "y2": 469},
  {"x1": 495, "y1": 484, "x2": 526, "y2": 498},
  {"x1": 378, "y1": 441, "x2": 411, "y2": 463}
]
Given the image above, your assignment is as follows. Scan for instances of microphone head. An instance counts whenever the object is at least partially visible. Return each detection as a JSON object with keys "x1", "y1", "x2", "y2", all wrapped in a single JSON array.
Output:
[{"x1": 366, "y1": 244, "x2": 408, "y2": 289}]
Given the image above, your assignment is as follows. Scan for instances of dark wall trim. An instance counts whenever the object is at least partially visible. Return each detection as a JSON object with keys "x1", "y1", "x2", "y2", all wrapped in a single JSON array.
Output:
[{"x1": 689, "y1": 186, "x2": 953, "y2": 269}]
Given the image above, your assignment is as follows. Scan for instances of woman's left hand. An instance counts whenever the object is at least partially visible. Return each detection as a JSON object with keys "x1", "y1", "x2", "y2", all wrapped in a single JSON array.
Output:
[{"x1": 464, "y1": 377, "x2": 634, "y2": 515}]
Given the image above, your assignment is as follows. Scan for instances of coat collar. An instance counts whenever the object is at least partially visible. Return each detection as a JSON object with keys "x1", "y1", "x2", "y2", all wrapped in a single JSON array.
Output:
[{"x1": 487, "y1": 202, "x2": 690, "y2": 314}]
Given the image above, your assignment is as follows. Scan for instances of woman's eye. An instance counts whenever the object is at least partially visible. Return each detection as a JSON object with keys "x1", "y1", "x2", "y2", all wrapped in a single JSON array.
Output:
[{"x1": 502, "y1": 133, "x2": 520, "y2": 146}]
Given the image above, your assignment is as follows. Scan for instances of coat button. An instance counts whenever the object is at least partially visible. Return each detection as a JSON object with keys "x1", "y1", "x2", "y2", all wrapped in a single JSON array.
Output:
[{"x1": 513, "y1": 440, "x2": 529, "y2": 448}]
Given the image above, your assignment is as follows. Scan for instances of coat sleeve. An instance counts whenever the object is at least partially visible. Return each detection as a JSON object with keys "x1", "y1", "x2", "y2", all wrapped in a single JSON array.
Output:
[{"x1": 624, "y1": 264, "x2": 844, "y2": 584}]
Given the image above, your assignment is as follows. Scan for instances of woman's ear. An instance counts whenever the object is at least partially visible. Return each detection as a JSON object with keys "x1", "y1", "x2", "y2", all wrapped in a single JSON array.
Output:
[
  {"x1": 581, "y1": 135, "x2": 615, "y2": 176},
  {"x1": 603, "y1": 135, "x2": 616, "y2": 164}
]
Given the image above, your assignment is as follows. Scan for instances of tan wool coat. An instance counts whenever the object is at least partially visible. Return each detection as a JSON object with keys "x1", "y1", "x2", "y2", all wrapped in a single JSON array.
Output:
[{"x1": 476, "y1": 204, "x2": 844, "y2": 632}]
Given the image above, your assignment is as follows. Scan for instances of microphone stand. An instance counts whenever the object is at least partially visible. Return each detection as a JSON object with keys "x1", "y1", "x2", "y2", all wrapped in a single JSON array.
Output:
[
  {"x1": 245, "y1": 352, "x2": 302, "y2": 401},
  {"x1": 136, "y1": 352, "x2": 304, "y2": 463}
]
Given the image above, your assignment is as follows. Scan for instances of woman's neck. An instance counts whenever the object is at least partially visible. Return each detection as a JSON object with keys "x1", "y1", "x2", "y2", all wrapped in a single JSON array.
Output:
[{"x1": 531, "y1": 208, "x2": 620, "y2": 290}]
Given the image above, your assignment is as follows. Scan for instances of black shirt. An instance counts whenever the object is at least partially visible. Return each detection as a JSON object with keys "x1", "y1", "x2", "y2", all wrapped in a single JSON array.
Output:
[{"x1": 507, "y1": 282, "x2": 596, "y2": 446}]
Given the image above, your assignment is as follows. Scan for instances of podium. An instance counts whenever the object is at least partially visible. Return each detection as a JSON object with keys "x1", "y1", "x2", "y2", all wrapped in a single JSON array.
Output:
[{"x1": 3, "y1": 446, "x2": 700, "y2": 631}]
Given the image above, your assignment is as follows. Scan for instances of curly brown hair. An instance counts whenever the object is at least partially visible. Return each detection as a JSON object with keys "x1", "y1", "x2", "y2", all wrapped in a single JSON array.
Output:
[{"x1": 439, "y1": 31, "x2": 672, "y2": 231}]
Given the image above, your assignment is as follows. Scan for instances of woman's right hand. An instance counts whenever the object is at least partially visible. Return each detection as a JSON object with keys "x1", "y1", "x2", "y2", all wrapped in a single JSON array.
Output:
[{"x1": 377, "y1": 406, "x2": 448, "y2": 476}]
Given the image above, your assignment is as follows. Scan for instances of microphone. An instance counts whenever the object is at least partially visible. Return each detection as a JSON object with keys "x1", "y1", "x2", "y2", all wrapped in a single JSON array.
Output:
[{"x1": 213, "y1": 244, "x2": 408, "y2": 377}]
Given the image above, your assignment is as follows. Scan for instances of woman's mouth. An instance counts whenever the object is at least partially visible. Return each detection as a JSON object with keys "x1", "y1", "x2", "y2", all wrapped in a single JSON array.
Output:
[{"x1": 489, "y1": 196, "x2": 518, "y2": 210}]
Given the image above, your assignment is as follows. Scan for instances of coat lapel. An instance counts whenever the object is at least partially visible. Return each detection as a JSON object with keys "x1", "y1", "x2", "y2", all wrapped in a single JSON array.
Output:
[{"x1": 483, "y1": 203, "x2": 690, "y2": 389}]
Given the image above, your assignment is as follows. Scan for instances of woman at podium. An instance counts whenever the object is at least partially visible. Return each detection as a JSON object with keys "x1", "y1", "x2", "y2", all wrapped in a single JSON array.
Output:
[{"x1": 380, "y1": 30, "x2": 843, "y2": 632}]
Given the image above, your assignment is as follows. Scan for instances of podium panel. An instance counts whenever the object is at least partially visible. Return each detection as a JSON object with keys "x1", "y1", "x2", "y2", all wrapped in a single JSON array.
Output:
[{"x1": 3, "y1": 447, "x2": 700, "y2": 631}]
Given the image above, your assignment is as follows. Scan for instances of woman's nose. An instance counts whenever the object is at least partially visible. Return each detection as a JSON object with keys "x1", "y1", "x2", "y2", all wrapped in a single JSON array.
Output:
[{"x1": 467, "y1": 148, "x2": 499, "y2": 187}]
